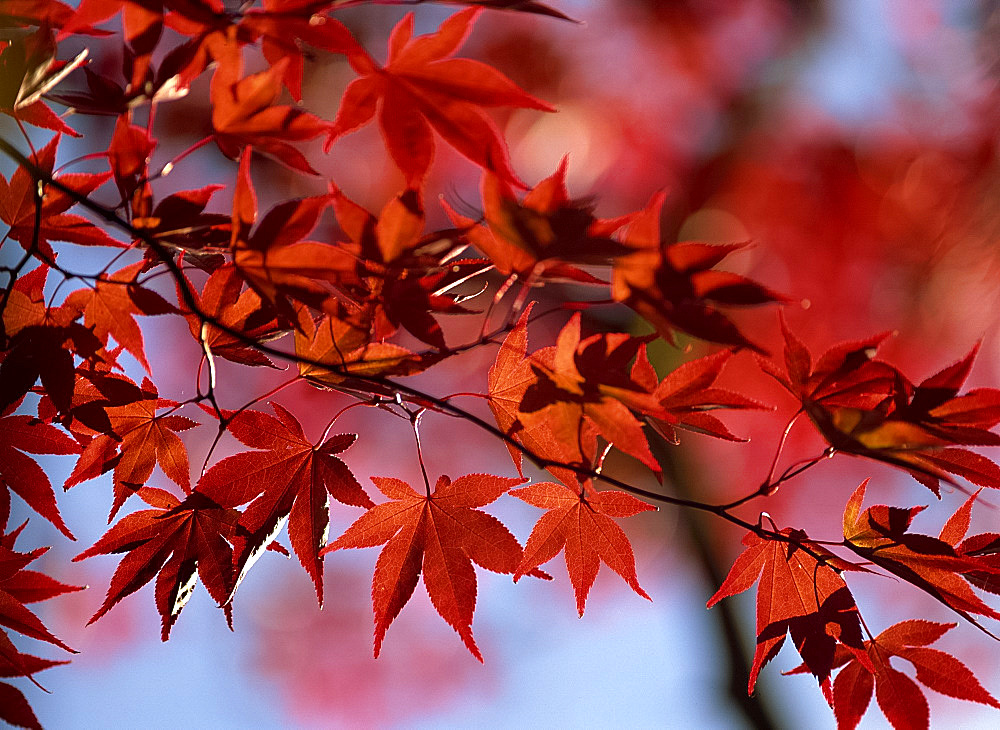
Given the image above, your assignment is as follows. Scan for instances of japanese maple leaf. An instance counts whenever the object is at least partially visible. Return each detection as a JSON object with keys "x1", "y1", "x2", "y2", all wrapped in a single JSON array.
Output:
[
  {"x1": 63, "y1": 377, "x2": 199, "y2": 520},
  {"x1": 788, "y1": 620, "x2": 1000, "y2": 730},
  {"x1": 511, "y1": 481, "x2": 654, "y2": 616},
  {"x1": 0, "y1": 28, "x2": 86, "y2": 137},
  {"x1": 328, "y1": 186, "x2": 479, "y2": 349},
  {"x1": 74, "y1": 486, "x2": 240, "y2": 640},
  {"x1": 612, "y1": 191, "x2": 787, "y2": 353},
  {"x1": 63, "y1": 262, "x2": 177, "y2": 373},
  {"x1": 519, "y1": 313, "x2": 668, "y2": 474},
  {"x1": 210, "y1": 44, "x2": 329, "y2": 174},
  {"x1": 487, "y1": 305, "x2": 598, "y2": 487},
  {"x1": 1, "y1": 0, "x2": 79, "y2": 29},
  {"x1": 0, "y1": 506, "x2": 81, "y2": 729},
  {"x1": 0, "y1": 266, "x2": 101, "y2": 416},
  {"x1": 631, "y1": 346, "x2": 770, "y2": 443},
  {"x1": 940, "y1": 490, "x2": 1000, "y2": 596},
  {"x1": 324, "y1": 473, "x2": 524, "y2": 661},
  {"x1": 230, "y1": 150, "x2": 351, "y2": 324},
  {"x1": 0, "y1": 505, "x2": 82, "y2": 663},
  {"x1": 442, "y1": 160, "x2": 635, "y2": 284},
  {"x1": 326, "y1": 8, "x2": 555, "y2": 188},
  {"x1": 708, "y1": 527, "x2": 870, "y2": 693},
  {"x1": 132, "y1": 185, "x2": 232, "y2": 264},
  {"x1": 0, "y1": 405, "x2": 79, "y2": 539},
  {"x1": 842, "y1": 479, "x2": 1000, "y2": 633},
  {"x1": 107, "y1": 114, "x2": 156, "y2": 207},
  {"x1": 180, "y1": 265, "x2": 281, "y2": 368},
  {"x1": 763, "y1": 319, "x2": 1000, "y2": 494},
  {"x1": 0, "y1": 135, "x2": 118, "y2": 257},
  {"x1": 238, "y1": 0, "x2": 361, "y2": 100},
  {"x1": 295, "y1": 305, "x2": 447, "y2": 397},
  {"x1": 194, "y1": 403, "x2": 372, "y2": 603}
]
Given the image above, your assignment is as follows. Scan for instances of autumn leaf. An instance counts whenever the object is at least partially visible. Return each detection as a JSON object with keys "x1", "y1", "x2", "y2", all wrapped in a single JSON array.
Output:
[
  {"x1": 63, "y1": 376, "x2": 199, "y2": 520},
  {"x1": 511, "y1": 481, "x2": 654, "y2": 616},
  {"x1": 0, "y1": 135, "x2": 118, "y2": 257},
  {"x1": 107, "y1": 114, "x2": 156, "y2": 207},
  {"x1": 940, "y1": 490, "x2": 1000, "y2": 596},
  {"x1": 295, "y1": 305, "x2": 447, "y2": 396},
  {"x1": 0, "y1": 407, "x2": 80, "y2": 540},
  {"x1": 63, "y1": 262, "x2": 178, "y2": 373},
  {"x1": 0, "y1": 266, "x2": 102, "y2": 416},
  {"x1": 0, "y1": 503, "x2": 82, "y2": 728},
  {"x1": 238, "y1": 0, "x2": 361, "y2": 101},
  {"x1": 132, "y1": 184, "x2": 231, "y2": 255},
  {"x1": 180, "y1": 265, "x2": 281, "y2": 368},
  {"x1": 0, "y1": 28, "x2": 86, "y2": 137},
  {"x1": 327, "y1": 186, "x2": 480, "y2": 349},
  {"x1": 708, "y1": 526, "x2": 870, "y2": 693},
  {"x1": 210, "y1": 46, "x2": 330, "y2": 174},
  {"x1": 0, "y1": 505, "x2": 81, "y2": 729},
  {"x1": 326, "y1": 8, "x2": 555, "y2": 188},
  {"x1": 842, "y1": 479, "x2": 1000, "y2": 634},
  {"x1": 634, "y1": 346, "x2": 770, "y2": 443},
  {"x1": 788, "y1": 620, "x2": 1000, "y2": 730},
  {"x1": 519, "y1": 313, "x2": 668, "y2": 474},
  {"x1": 612, "y1": 191, "x2": 787, "y2": 352},
  {"x1": 763, "y1": 319, "x2": 1000, "y2": 494},
  {"x1": 194, "y1": 403, "x2": 372, "y2": 603},
  {"x1": 74, "y1": 487, "x2": 241, "y2": 640},
  {"x1": 442, "y1": 159, "x2": 635, "y2": 284},
  {"x1": 229, "y1": 149, "x2": 350, "y2": 323},
  {"x1": 324, "y1": 473, "x2": 524, "y2": 661}
]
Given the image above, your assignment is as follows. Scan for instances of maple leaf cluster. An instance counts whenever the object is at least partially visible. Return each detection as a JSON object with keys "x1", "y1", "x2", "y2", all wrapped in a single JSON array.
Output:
[{"x1": 1, "y1": 1, "x2": 999, "y2": 728}]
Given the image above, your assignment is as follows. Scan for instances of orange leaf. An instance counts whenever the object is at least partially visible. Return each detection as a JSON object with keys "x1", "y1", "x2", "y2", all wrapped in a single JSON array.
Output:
[
  {"x1": 511, "y1": 481, "x2": 654, "y2": 616},
  {"x1": 324, "y1": 473, "x2": 524, "y2": 661},
  {"x1": 326, "y1": 9, "x2": 554, "y2": 188}
]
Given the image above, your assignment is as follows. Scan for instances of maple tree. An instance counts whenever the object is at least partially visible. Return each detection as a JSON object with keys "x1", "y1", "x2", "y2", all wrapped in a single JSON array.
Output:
[{"x1": 1, "y1": 0, "x2": 999, "y2": 727}]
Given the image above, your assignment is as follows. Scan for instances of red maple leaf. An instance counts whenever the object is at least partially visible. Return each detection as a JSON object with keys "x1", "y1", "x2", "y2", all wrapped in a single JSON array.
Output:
[
  {"x1": 0, "y1": 266, "x2": 102, "y2": 416},
  {"x1": 0, "y1": 513, "x2": 82, "y2": 654},
  {"x1": 0, "y1": 28, "x2": 86, "y2": 137},
  {"x1": 238, "y1": 0, "x2": 361, "y2": 101},
  {"x1": 63, "y1": 262, "x2": 178, "y2": 374},
  {"x1": 326, "y1": 8, "x2": 555, "y2": 188},
  {"x1": 762, "y1": 319, "x2": 1000, "y2": 494},
  {"x1": 518, "y1": 313, "x2": 668, "y2": 474},
  {"x1": 511, "y1": 480, "x2": 655, "y2": 616},
  {"x1": 487, "y1": 304, "x2": 588, "y2": 487},
  {"x1": 63, "y1": 376, "x2": 199, "y2": 520},
  {"x1": 0, "y1": 506, "x2": 82, "y2": 730},
  {"x1": 789, "y1": 620, "x2": 1000, "y2": 730},
  {"x1": 328, "y1": 185, "x2": 480, "y2": 350},
  {"x1": 294, "y1": 305, "x2": 447, "y2": 397},
  {"x1": 324, "y1": 473, "x2": 525, "y2": 661},
  {"x1": 0, "y1": 135, "x2": 118, "y2": 257},
  {"x1": 632, "y1": 346, "x2": 770, "y2": 443},
  {"x1": 74, "y1": 486, "x2": 241, "y2": 640},
  {"x1": 0, "y1": 406, "x2": 79, "y2": 540},
  {"x1": 194, "y1": 403, "x2": 372, "y2": 603},
  {"x1": 229, "y1": 150, "x2": 349, "y2": 323},
  {"x1": 612, "y1": 191, "x2": 787, "y2": 352},
  {"x1": 131, "y1": 184, "x2": 231, "y2": 257},
  {"x1": 180, "y1": 265, "x2": 281, "y2": 368},
  {"x1": 939, "y1": 491, "x2": 1000, "y2": 596},
  {"x1": 708, "y1": 526, "x2": 870, "y2": 693},
  {"x1": 209, "y1": 41, "x2": 330, "y2": 174},
  {"x1": 842, "y1": 479, "x2": 1000, "y2": 634},
  {"x1": 442, "y1": 159, "x2": 635, "y2": 284}
]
